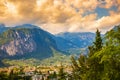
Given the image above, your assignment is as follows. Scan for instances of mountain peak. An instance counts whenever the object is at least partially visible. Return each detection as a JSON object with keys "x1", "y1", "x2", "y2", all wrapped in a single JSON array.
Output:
[
  {"x1": 0, "y1": 24, "x2": 6, "y2": 28},
  {"x1": 15, "y1": 24, "x2": 40, "y2": 29}
]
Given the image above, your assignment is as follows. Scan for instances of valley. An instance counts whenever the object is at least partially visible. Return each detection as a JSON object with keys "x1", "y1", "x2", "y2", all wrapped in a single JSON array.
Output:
[
  {"x1": 0, "y1": 0, "x2": 120, "y2": 79},
  {"x1": 0, "y1": 24, "x2": 120, "y2": 80},
  {"x1": 0, "y1": 24, "x2": 96, "y2": 67}
]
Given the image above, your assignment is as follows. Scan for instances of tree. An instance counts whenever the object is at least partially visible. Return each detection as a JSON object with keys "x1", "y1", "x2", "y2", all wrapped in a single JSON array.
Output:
[
  {"x1": 71, "y1": 54, "x2": 89, "y2": 80},
  {"x1": 94, "y1": 26, "x2": 120, "y2": 80},
  {"x1": 49, "y1": 71, "x2": 57, "y2": 79},
  {"x1": 71, "y1": 29, "x2": 103, "y2": 80},
  {"x1": 0, "y1": 71, "x2": 9, "y2": 80},
  {"x1": 87, "y1": 29, "x2": 103, "y2": 80},
  {"x1": 94, "y1": 29, "x2": 103, "y2": 51},
  {"x1": 71, "y1": 56, "x2": 81, "y2": 80},
  {"x1": 88, "y1": 29, "x2": 103, "y2": 57},
  {"x1": 52, "y1": 71, "x2": 57, "y2": 79},
  {"x1": 9, "y1": 69, "x2": 14, "y2": 80},
  {"x1": 58, "y1": 65, "x2": 66, "y2": 80}
]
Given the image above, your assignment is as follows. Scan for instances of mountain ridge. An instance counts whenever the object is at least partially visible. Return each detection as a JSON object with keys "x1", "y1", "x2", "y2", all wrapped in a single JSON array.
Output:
[
  {"x1": 0, "y1": 26, "x2": 63, "y2": 59},
  {"x1": 56, "y1": 32, "x2": 96, "y2": 48}
]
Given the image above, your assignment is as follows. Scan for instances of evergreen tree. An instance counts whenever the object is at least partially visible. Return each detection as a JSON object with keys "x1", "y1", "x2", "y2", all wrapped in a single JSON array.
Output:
[
  {"x1": 87, "y1": 29, "x2": 103, "y2": 80},
  {"x1": 71, "y1": 29, "x2": 103, "y2": 80},
  {"x1": 88, "y1": 29, "x2": 103, "y2": 58},
  {"x1": 52, "y1": 71, "x2": 57, "y2": 79},
  {"x1": 9, "y1": 69, "x2": 14, "y2": 80},
  {"x1": 71, "y1": 56, "x2": 81, "y2": 80},
  {"x1": 58, "y1": 65, "x2": 66, "y2": 80},
  {"x1": 94, "y1": 29, "x2": 103, "y2": 51},
  {"x1": 0, "y1": 71, "x2": 9, "y2": 80}
]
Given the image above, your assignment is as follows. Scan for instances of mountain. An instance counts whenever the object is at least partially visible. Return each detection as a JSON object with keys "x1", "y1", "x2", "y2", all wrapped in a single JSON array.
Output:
[
  {"x1": 56, "y1": 32, "x2": 96, "y2": 48},
  {"x1": 54, "y1": 36, "x2": 79, "y2": 52},
  {"x1": 112, "y1": 25, "x2": 120, "y2": 31},
  {"x1": 0, "y1": 24, "x2": 98, "y2": 66},
  {"x1": 15, "y1": 24, "x2": 40, "y2": 29},
  {"x1": 0, "y1": 25, "x2": 63, "y2": 59},
  {"x1": 0, "y1": 24, "x2": 10, "y2": 33}
]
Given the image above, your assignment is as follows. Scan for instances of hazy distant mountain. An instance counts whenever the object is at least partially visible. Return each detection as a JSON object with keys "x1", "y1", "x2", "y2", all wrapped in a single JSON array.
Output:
[
  {"x1": 56, "y1": 32, "x2": 96, "y2": 48},
  {"x1": 0, "y1": 24, "x2": 10, "y2": 33},
  {"x1": 54, "y1": 36, "x2": 79, "y2": 52},
  {"x1": 15, "y1": 24, "x2": 40, "y2": 29}
]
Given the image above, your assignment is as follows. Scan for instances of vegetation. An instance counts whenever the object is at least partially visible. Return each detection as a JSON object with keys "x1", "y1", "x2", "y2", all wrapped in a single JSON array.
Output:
[
  {"x1": 71, "y1": 27, "x2": 120, "y2": 80},
  {"x1": 3, "y1": 52, "x2": 71, "y2": 66},
  {"x1": 58, "y1": 65, "x2": 66, "y2": 80},
  {"x1": 0, "y1": 28, "x2": 30, "y2": 45},
  {"x1": 0, "y1": 67, "x2": 32, "y2": 80},
  {"x1": 0, "y1": 26, "x2": 120, "y2": 80}
]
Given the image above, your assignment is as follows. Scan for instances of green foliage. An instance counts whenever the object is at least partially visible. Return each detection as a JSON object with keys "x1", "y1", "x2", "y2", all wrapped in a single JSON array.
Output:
[
  {"x1": 2, "y1": 48, "x2": 71, "y2": 67},
  {"x1": 0, "y1": 71, "x2": 9, "y2": 80},
  {"x1": 88, "y1": 29, "x2": 103, "y2": 56},
  {"x1": 0, "y1": 30, "x2": 13, "y2": 45},
  {"x1": 0, "y1": 28, "x2": 30, "y2": 45},
  {"x1": 71, "y1": 28, "x2": 120, "y2": 80},
  {"x1": 49, "y1": 71, "x2": 57, "y2": 79},
  {"x1": 58, "y1": 65, "x2": 66, "y2": 80},
  {"x1": 105, "y1": 26, "x2": 120, "y2": 45},
  {"x1": 3, "y1": 52, "x2": 71, "y2": 66},
  {"x1": 94, "y1": 29, "x2": 103, "y2": 51}
]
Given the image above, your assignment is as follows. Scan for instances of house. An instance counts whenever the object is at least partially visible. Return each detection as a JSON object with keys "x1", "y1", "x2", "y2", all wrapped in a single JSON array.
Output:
[{"x1": 32, "y1": 74, "x2": 43, "y2": 80}]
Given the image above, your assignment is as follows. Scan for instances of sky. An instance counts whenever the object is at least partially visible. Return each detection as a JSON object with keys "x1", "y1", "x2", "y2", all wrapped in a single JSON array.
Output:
[{"x1": 0, "y1": 0, "x2": 120, "y2": 34}]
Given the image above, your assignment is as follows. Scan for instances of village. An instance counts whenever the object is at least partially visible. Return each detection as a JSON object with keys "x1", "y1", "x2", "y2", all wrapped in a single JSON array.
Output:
[{"x1": 0, "y1": 65, "x2": 72, "y2": 80}]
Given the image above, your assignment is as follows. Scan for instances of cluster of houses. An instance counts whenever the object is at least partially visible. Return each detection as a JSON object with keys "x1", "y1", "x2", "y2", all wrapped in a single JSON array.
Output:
[
  {"x1": 0, "y1": 66, "x2": 72, "y2": 80},
  {"x1": 24, "y1": 70, "x2": 72, "y2": 80},
  {"x1": 23, "y1": 70, "x2": 57, "y2": 80}
]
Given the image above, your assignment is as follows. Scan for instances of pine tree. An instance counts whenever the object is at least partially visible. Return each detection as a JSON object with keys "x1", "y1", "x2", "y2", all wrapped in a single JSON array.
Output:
[
  {"x1": 58, "y1": 65, "x2": 66, "y2": 80},
  {"x1": 9, "y1": 69, "x2": 14, "y2": 80},
  {"x1": 87, "y1": 29, "x2": 103, "y2": 80},
  {"x1": 94, "y1": 29, "x2": 103, "y2": 51},
  {"x1": 71, "y1": 56, "x2": 81, "y2": 80},
  {"x1": 71, "y1": 29, "x2": 103, "y2": 80},
  {"x1": 88, "y1": 29, "x2": 102, "y2": 57}
]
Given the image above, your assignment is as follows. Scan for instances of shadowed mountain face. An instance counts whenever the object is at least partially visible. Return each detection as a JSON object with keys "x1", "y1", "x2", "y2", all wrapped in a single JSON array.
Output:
[{"x1": 0, "y1": 25, "x2": 61, "y2": 59}]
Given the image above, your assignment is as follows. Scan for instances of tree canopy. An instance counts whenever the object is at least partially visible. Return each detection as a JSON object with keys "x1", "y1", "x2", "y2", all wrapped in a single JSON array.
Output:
[{"x1": 71, "y1": 27, "x2": 120, "y2": 80}]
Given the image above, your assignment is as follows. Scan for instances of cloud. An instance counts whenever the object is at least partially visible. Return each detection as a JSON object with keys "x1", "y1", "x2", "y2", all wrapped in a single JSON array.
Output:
[
  {"x1": 98, "y1": 0, "x2": 116, "y2": 9},
  {"x1": 0, "y1": 0, "x2": 120, "y2": 34},
  {"x1": 96, "y1": 13, "x2": 120, "y2": 30}
]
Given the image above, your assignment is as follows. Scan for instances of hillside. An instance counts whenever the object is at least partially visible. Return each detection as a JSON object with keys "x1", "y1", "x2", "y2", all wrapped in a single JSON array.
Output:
[
  {"x1": 0, "y1": 24, "x2": 103, "y2": 66},
  {"x1": 0, "y1": 25, "x2": 63, "y2": 59},
  {"x1": 56, "y1": 32, "x2": 96, "y2": 48}
]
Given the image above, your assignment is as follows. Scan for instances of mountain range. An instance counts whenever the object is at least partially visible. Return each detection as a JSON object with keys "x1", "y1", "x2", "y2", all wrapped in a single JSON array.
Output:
[
  {"x1": 0, "y1": 24, "x2": 96, "y2": 60},
  {"x1": 56, "y1": 32, "x2": 95, "y2": 51},
  {"x1": 1, "y1": 23, "x2": 119, "y2": 67}
]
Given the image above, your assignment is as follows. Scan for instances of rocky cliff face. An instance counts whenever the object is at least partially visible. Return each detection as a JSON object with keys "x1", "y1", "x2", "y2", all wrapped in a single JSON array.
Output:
[{"x1": 1, "y1": 33, "x2": 36, "y2": 56}]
